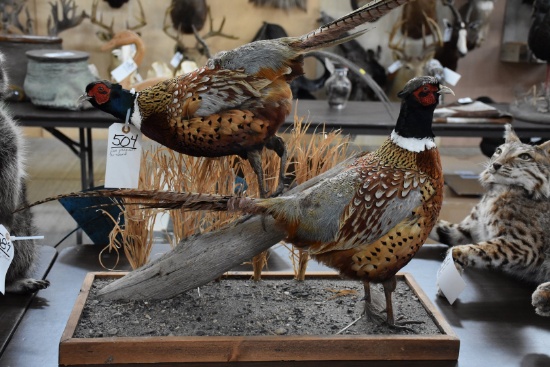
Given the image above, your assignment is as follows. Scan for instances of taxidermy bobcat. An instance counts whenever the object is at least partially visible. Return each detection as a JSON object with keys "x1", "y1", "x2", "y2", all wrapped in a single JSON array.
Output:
[
  {"x1": 430, "y1": 124, "x2": 550, "y2": 317},
  {"x1": 0, "y1": 52, "x2": 49, "y2": 294}
]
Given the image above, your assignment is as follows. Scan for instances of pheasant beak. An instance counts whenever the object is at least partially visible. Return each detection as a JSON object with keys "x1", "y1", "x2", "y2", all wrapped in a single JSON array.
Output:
[
  {"x1": 77, "y1": 93, "x2": 91, "y2": 106},
  {"x1": 438, "y1": 85, "x2": 454, "y2": 96}
]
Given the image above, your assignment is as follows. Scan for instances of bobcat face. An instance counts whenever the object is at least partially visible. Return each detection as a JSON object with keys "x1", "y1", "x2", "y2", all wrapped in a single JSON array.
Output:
[{"x1": 480, "y1": 127, "x2": 550, "y2": 199}]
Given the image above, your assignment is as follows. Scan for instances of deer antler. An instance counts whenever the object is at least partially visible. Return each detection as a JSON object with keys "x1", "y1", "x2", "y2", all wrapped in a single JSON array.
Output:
[
  {"x1": 47, "y1": 0, "x2": 88, "y2": 36},
  {"x1": 125, "y1": 0, "x2": 146, "y2": 32},
  {"x1": 0, "y1": 0, "x2": 34, "y2": 35},
  {"x1": 419, "y1": 13, "x2": 443, "y2": 60},
  {"x1": 388, "y1": 19, "x2": 409, "y2": 60},
  {"x1": 162, "y1": 5, "x2": 179, "y2": 42},
  {"x1": 90, "y1": 0, "x2": 114, "y2": 41},
  {"x1": 200, "y1": 6, "x2": 238, "y2": 41}
]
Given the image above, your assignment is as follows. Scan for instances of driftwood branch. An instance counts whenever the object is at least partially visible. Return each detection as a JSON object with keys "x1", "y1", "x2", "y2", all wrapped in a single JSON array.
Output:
[
  {"x1": 98, "y1": 215, "x2": 286, "y2": 300},
  {"x1": 97, "y1": 155, "x2": 358, "y2": 300}
]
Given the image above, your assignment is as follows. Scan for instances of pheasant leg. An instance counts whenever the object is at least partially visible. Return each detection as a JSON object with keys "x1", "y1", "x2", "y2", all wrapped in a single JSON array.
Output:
[
  {"x1": 382, "y1": 276, "x2": 397, "y2": 325},
  {"x1": 265, "y1": 135, "x2": 288, "y2": 197},
  {"x1": 247, "y1": 150, "x2": 270, "y2": 278},
  {"x1": 362, "y1": 281, "x2": 386, "y2": 325},
  {"x1": 362, "y1": 278, "x2": 421, "y2": 332},
  {"x1": 382, "y1": 276, "x2": 423, "y2": 331},
  {"x1": 247, "y1": 149, "x2": 268, "y2": 198}
]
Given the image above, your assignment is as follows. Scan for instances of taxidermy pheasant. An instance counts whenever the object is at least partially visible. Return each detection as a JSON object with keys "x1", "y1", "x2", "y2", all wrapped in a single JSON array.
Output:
[
  {"x1": 81, "y1": 0, "x2": 408, "y2": 198},
  {"x1": 35, "y1": 76, "x2": 451, "y2": 326}
]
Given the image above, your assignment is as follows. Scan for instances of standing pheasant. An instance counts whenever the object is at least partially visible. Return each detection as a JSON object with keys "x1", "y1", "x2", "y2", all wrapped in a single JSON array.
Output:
[
  {"x1": 81, "y1": 0, "x2": 408, "y2": 198},
  {"x1": 36, "y1": 76, "x2": 451, "y2": 325}
]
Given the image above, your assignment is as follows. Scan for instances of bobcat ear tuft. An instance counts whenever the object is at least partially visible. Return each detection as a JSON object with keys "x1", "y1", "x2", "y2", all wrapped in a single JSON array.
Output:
[
  {"x1": 538, "y1": 138, "x2": 550, "y2": 154},
  {"x1": 504, "y1": 124, "x2": 520, "y2": 143}
]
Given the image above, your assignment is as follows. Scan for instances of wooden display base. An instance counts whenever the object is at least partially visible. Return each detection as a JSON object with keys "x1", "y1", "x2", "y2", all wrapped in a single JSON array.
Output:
[{"x1": 59, "y1": 272, "x2": 459, "y2": 365}]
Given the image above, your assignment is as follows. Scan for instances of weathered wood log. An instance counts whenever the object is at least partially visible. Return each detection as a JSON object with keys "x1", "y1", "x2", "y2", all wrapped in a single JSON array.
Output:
[
  {"x1": 97, "y1": 155, "x2": 358, "y2": 300},
  {"x1": 98, "y1": 215, "x2": 286, "y2": 300}
]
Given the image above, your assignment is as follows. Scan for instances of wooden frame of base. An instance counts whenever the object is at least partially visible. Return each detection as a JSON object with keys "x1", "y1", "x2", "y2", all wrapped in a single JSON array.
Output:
[{"x1": 59, "y1": 271, "x2": 459, "y2": 365}]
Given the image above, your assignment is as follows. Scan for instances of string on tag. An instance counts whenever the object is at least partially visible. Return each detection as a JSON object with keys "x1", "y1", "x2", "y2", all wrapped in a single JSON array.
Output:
[
  {"x1": 123, "y1": 108, "x2": 131, "y2": 134},
  {"x1": 10, "y1": 236, "x2": 45, "y2": 241},
  {"x1": 5, "y1": 232, "x2": 44, "y2": 241}
]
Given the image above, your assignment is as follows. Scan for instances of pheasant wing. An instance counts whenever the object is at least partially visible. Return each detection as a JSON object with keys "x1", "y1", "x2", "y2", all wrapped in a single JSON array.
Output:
[
  {"x1": 334, "y1": 167, "x2": 427, "y2": 251},
  {"x1": 167, "y1": 68, "x2": 274, "y2": 118}
]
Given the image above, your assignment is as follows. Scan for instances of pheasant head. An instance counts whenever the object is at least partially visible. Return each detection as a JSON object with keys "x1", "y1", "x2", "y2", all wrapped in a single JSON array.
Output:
[
  {"x1": 391, "y1": 76, "x2": 453, "y2": 153},
  {"x1": 82, "y1": 80, "x2": 137, "y2": 122}
]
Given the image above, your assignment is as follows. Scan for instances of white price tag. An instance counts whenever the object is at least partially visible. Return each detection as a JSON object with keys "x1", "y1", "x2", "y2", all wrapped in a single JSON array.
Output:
[
  {"x1": 0, "y1": 225, "x2": 14, "y2": 295},
  {"x1": 387, "y1": 60, "x2": 403, "y2": 74},
  {"x1": 111, "y1": 59, "x2": 138, "y2": 83},
  {"x1": 437, "y1": 250, "x2": 466, "y2": 304},
  {"x1": 104, "y1": 123, "x2": 142, "y2": 189},
  {"x1": 170, "y1": 51, "x2": 184, "y2": 68},
  {"x1": 444, "y1": 67, "x2": 462, "y2": 86}
]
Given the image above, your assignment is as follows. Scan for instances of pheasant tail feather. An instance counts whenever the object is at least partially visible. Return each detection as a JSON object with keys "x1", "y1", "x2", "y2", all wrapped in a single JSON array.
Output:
[
  {"x1": 15, "y1": 189, "x2": 267, "y2": 215},
  {"x1": 298, "y1": 0, "x2": 408, "y2": 50}
]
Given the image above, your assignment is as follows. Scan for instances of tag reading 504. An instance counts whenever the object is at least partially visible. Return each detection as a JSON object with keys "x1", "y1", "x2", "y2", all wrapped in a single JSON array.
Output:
[
  {"x1": 104, "y1": 123, "x2": 143, "y2": 189},
  {"x1": 111, "y1": 133, "x2": 139, "y2": 150}
]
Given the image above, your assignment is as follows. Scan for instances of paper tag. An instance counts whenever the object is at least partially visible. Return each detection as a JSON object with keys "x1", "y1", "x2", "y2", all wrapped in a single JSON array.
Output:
[
  {"x1": 444, "y1": 67, "x2": 462, "y2": 86},
  {"x1": 437, "y1": 250, "x2": 466, "y2": 304},
  {"x1": 387, "y1": 60, "x2": 403, "y2": 74},
  {"x1": 111, "y1": 59, "x2": 138, "y2": 83},
  {"x1": 170, "y1": 51, "x2": 184, "y2": 68},
  {"x1": 104, "y1": 123, "x2": 142, "y2": 188},
  {"x1": 0, "y1": 225, "x2": 14, "y2": 295}
]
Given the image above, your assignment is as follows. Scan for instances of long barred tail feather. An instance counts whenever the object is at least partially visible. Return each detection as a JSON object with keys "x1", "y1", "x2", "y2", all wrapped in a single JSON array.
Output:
[
  {"x1": 299, "y1": 0, "x2": 408, "y2": 50},
  {"x1": 15, "y1": 189, "x2": 268, "y2": 215}
]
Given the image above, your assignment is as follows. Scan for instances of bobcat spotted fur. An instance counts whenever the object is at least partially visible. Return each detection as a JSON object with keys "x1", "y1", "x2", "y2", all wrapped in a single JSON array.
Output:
[
  {"x1": 0, "y1": 51, "x2": 49, "y2": 294},
  {"x1": 430, "y1": 124, "x2": 550, "y2": 317}
]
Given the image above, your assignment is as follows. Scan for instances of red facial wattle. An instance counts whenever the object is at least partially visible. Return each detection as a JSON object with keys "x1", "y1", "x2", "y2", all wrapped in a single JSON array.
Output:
[
  {"x1": 412, "y1": 84, "x2": 439, "y2": 106},
  {"x1": 88, "y1": 83, "x2": 110, "y2": 105}
]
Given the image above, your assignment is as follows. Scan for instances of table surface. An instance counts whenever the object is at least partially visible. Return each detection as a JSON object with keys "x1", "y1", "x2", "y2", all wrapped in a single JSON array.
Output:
[
  {"x1": 1, "y1": 241, "x2": 548, "y2": 367},
  {"x1": 11, "y1": 100, "x2": 550, "y2": 138}
]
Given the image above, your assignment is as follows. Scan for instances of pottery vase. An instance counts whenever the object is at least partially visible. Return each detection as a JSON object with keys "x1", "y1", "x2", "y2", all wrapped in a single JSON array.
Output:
[{"x1": 24, "y1": 50, "x2": 97, "y2": 110}]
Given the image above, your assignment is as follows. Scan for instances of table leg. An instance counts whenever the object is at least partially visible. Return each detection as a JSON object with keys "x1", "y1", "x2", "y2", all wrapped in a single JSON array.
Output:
[
  {"x1": 78, "y1": 128, "x2": 88, "y2": 192},
  {"x1": 86, "y1": 127, "x2": 94, "y2": 189},
  {"x1": 44, "y1": 127, "x2": 95, "y2": 190}
]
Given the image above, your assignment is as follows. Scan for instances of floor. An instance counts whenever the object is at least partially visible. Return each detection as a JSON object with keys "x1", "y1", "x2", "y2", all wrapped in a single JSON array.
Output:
[{"x1": 24, "y1": 134, "x2": 487, "y2": 252}]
